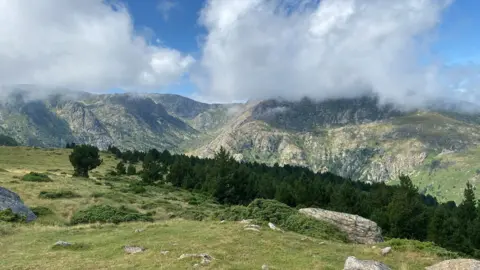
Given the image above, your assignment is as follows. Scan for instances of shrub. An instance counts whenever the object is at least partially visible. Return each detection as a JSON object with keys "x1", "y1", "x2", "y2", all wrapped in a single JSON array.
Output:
[
  {"x1": 215, "y1": 199, "x2": 348, "y2": 242},
  {"x1": 121, "y1": 183, "x2": 146, "y2": 194},
  {"x1": 178, "y1": 209, "x2": 208, "y2": 221},
  {"x1": 116, "y1": 161, "x2": 126, "y2": 175},
  {"x1": 127, "y1": 164, "x2": 137, "y2": 175},
  {"x1": 0, "y1": 208, "x2": 26, "y2": 222},
  {"x1": 70, "y1": 205, "x2": 153, "y2": 225},
  {"x1": 22, "y1": 172, "x2": 52, "y2": 182},
  {"x1": 31, "y1": 206, "x2": 54, "y2": 217},
  {"x1": 39, "y1": 190, "x2": 81, "y2": 199}
]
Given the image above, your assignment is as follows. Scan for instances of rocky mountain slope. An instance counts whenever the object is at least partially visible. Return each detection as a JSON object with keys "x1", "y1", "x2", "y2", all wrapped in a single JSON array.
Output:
[{"x1": 2, "y1": 91, "x2": 480, "y2": 201}]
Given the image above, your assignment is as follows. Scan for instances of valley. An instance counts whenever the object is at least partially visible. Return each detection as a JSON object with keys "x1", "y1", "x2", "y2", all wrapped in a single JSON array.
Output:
[{"x1": 2, "y1": 92, "x2": 480, "y2": 202}]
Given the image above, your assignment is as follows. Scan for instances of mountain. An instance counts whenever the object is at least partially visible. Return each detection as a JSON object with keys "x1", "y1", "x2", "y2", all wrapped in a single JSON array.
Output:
[{"x1": 1, "y1": 90, "x2": 480, "y2": 201}]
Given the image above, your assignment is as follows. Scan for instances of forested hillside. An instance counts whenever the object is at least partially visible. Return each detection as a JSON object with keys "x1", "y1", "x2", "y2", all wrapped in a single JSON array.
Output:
[{"x1": 104, "y1": 144, "x2": 480, "y2": 257}]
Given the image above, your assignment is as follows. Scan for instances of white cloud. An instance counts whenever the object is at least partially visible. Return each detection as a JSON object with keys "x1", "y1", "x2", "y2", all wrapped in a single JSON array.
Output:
[
  {"x1": 193, "y1": 0, "x2": 480, "y2": 108},
  {"x1": 0, "y1": 0, "x2": 194, "y2": 94},
  {"x1": 157, "y1": 0, "x2": 178, "y2": 21}
]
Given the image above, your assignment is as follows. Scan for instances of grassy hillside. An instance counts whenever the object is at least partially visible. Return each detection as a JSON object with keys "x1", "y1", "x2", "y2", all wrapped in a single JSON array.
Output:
[{"x1": 0, "y1": 147, "x2": 461, "y2": 269}]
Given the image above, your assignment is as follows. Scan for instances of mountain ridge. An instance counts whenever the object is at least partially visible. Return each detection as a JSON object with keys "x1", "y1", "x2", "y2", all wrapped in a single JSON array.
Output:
[{"x1": 2, "y1": 90, "x2": 480, "y2": 201}]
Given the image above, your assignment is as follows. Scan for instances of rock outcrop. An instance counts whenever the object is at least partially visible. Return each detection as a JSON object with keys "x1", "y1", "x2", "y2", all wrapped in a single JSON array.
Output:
[
  {"x1": 299, "y1": 208, "x2": 383, "y2": 244},
  {"x1": 344, "y1": 256, "x2": 391, "y2": 270},
  {"x1": 425, "y1": 259, "x2": 480, "y2": 270},
  {"x1": 0, "y1": 186, "x2": 36, "y2": 222}
]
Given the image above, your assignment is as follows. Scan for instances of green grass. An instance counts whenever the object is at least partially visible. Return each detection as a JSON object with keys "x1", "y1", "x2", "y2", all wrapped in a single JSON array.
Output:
[{"x1": 0, "y1": 146, "x2": 466, "y2": 269}]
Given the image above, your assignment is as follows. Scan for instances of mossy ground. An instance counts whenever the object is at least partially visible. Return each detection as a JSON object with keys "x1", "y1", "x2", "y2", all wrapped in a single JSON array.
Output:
[{"x1": 0, "y1": 146, "x2": 459, "y2": 269}]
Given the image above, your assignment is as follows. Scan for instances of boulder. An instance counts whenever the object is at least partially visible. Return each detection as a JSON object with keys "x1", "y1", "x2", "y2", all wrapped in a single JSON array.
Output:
[
  {"x1": 299, "y1": 208, "x2": 383, "y2": 244},
  {"x1": 0, "y1": 186, "x2": 36, "y2": 222},
  {"x1": 425, "y1": 259, "x2": 480, "y2": 270},
  {"x1": 380, "y1": 247, "x2": 392, "y2": 256},
  {"x1": 178, "y1": 253, "x2": 214, "y2": 265},
  {"x1": 124, "y1": 246, "x2": 146, "y2": 254},
  {"x1": 344, "y1": 256, "x2": 391, "y2": 270}
]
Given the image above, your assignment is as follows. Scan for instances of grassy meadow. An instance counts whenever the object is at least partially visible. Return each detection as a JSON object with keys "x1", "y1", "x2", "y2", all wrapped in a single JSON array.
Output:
[{"x1": 0, "y1": 146, "x2": 461, "y2": 269}]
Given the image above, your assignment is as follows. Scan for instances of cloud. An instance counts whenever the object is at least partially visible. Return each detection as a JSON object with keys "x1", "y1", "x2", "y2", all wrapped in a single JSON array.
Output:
[
  {"x1": 157, "y1": 0, "x2": 179, "y2": 21},
  {"x1": 0, "y1": 0, "x2": 194, "y2": 94},
  {"x1": 193, "y1": 0, "x2": 480, "y2": 108}
]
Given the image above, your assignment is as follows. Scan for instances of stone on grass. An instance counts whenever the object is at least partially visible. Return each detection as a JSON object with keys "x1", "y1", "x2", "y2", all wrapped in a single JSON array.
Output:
[
  {"x1": 124, "y1": 246, "x2": 146, "y2": 254},
  {"x1": 300, "y1": 208, "x2": 383, "y2": 244},
  {"x1": 344, "y1": 256, "x2": 391, "y2": 270},
  {"x1": 0, "y1": 186, "x2": 37, "y2": 222},
  {"x1": 179, "y1": 253, "x2": 214, "y2": 265},
  {"x1": 268, "y1": 222, "x2": 283, "y2": 232},
  {"x1": 380, "y1": 247, "x2": 391, "y2": 256},
  {"x1": 262, "y1": 264, "x2": 269, "y2": 270},
  {"x1": 160, "y1": 250, "x2": 169, "y2": 255},
  {"x1": 54, "y1": 241, "x2": 72, "y2": 247}
]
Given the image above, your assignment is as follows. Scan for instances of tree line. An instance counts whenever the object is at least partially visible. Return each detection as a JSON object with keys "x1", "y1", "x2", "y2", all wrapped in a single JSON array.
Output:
[{"x1": 69, "y1": 144, "x2": 480, "y2": 257}]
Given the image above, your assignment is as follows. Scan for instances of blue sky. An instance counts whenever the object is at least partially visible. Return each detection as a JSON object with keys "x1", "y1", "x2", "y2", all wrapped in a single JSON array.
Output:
[{"x1": 0, "y1": 0, "x2": 478, "y2": 105}]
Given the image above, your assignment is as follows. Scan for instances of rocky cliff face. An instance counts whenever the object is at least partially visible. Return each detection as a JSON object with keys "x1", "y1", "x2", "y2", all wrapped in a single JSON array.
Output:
[{"x1": 2, "y1": 91, "x2": 480, "y2": 201}]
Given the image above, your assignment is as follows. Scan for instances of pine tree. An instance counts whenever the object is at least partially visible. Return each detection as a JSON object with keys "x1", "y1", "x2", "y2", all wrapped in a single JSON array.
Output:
[{"x1": 116, "y1": 161, "x2": 126, "y2": 175}]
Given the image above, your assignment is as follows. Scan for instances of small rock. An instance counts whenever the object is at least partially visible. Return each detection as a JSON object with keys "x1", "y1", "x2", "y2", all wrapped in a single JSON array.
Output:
[
  {"x1": 372, "y1": 246, "x2": 376, "y2": 249},
  {"x1": 134, "y1": 229, "x2": 144, "y2": 233},
  {"x1": 193, "y1": 263, "x2": 200, "y2": 268},
  {"x1": 179, "y1": 253, "x2": 214, "y2": 265},
  {"x1": 268, "y1": 222, "x2": 283, "y2": 232},
  {"x1": 124, "y1": 246, "x2": 146, "y2": 254},
  {"x1": 160, "y1": 250, "x2": 169, "y2": 255},
  {"x1": 54, "y1": 241, "x2": 72, "y2": 247},
  {"x1": 244, "y1": 227, "x2": 261, "y2": 232},
  {"x1": 245, "y1": 224, "x2": 261, "y2": 230},
  {"x1": 220, "y1": 220, "x2": 226, "y2": 223},
  {"x1": 381, "y1": 247, "x2": 392, "y2": 256},
  {"x1": 344, "y1": 256, "x2": 391, "y2": 270},
  {"x1": 319, "y1": 242, "x2": 325, "y2": 245},
  {"x1": 240, "y1": 219, "x2": 253, "y2": 224},
  {"x1": 262, "y1": 264, "x2": 269, "y2": 270}
]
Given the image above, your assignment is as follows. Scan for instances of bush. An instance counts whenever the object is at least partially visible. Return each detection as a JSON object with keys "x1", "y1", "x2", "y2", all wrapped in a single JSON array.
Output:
[
  {"x1": 215, "y1": 199, "x2": 348, "y2": 242},
  {"x1": 127, "y1": 164, "x2": 137, "y2": 175},
  {"x1": 178, "y1": 209, "x2": 208, "y2": 221},
  {"x1": 90, "y1": 192, "x2": 105, "y2": 198},
  {"x1": 121, "y1": 183, "x2": 146, "y2": 194},
  {"x1": 70, "y1": 205, "x2": 154, "y2": 225},
  {"x1": 31, "y1": 206, "x2": 54, "y2": 217},
  {"x1": 0, "y1": 208, "x2": 26, "y2": 222},
  {"x1": 39, "y1": 190, "x2": 81, "y2": 199},
  {"x1": 116, "y1": 161, "x2": 126, "y2": 175},
  {"x1": 22, "y1": 172, "x2": 52, "y2": 182}
]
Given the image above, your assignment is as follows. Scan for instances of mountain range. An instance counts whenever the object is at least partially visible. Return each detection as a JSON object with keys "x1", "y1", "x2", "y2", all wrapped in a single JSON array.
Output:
[{"x1": 1, "y1": 90, "x2": 480, "y2": 202}]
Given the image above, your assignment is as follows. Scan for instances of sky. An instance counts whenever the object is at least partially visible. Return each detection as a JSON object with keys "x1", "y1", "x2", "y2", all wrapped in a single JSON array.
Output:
[{"x1": 0, "y1": 0, "x2": 479, "y2": 107}]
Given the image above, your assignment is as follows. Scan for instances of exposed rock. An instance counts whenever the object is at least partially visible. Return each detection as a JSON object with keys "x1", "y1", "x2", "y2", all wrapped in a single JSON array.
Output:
[
  {"x1": 245, "y1": 224, "x2": 261, "y2": 230},
  {"x1": 344, "y1": 256, "x2": 391, "y2": 270},
  {"x1": 425, "y1": 259, "x2": 480, "y2": 270},
  {"x1": 178, "y1": 253, "x2": 214, "y2": 265},
  {"x1": 244, "y1": 227, "x2": 261, "y2": 232},
  {"x1": 220, "y1": 220, "x2": 226, "y2": 223},
  {"x1": 160, "y1": 251, "x2": 169, "y2": 255},
  {"x1": 381, "y1": 247, "x2": 392, "y2": 256},
  {"x1": 262, "y1": 264, "x2": 269, "y2": 270},
  {"x1": 299, "y1": 208, "x2": 383, "y2": 244},
  {"x1": 0, "y1": 186, "x2": 37, "y2": 222},
  {"x1": 268, "y1": 222, "x2": 283, "y2": 232},
  {"x1": 54, "y1": 241, "x2": 72, "y2": 247},
  {"x1": 240, "y1": 219, "x2": 253, "y2": 224},
  {"x1": 134, "y1": 229, "x2": 144, "y2": 233},
  {"x1": 124, "y1": 246, "x2": 146, "y2": 254}
]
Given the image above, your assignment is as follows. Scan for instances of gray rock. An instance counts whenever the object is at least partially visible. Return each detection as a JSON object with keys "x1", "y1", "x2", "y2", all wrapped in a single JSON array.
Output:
[
  {"x1": 380, "y1": 247, "x2": 392, "y2": 256},
  {"x1": 299, "y1": 208, "x2": 383, "y2": 244},
  {"x1": 262, "y1": 264, "x2": 269, "y2": 270},
  {"x1": 54, "y1": 241, "x2": 72, "y2": 247},
  {"x1": 425, "y1": 259, "x2": 480, "y2": 270},
  {"x1": 0, "y1": 186, "x2": 36, "y2": 222},
  {"x1": 179, "y1": 253, "x2": 214, "y2": 265},
  {"x1": 160, "y1": 250, "x2": 169, "y2": 255},
  {"x1": 244, "y1": 227, "x2": 261, "y2": 232},
  {"x1": 124, "y1": 246, "x2": 146, "y2": 254},
  {"x1": 344, "y1": 256, "x2": 391, "y2": 270}
]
